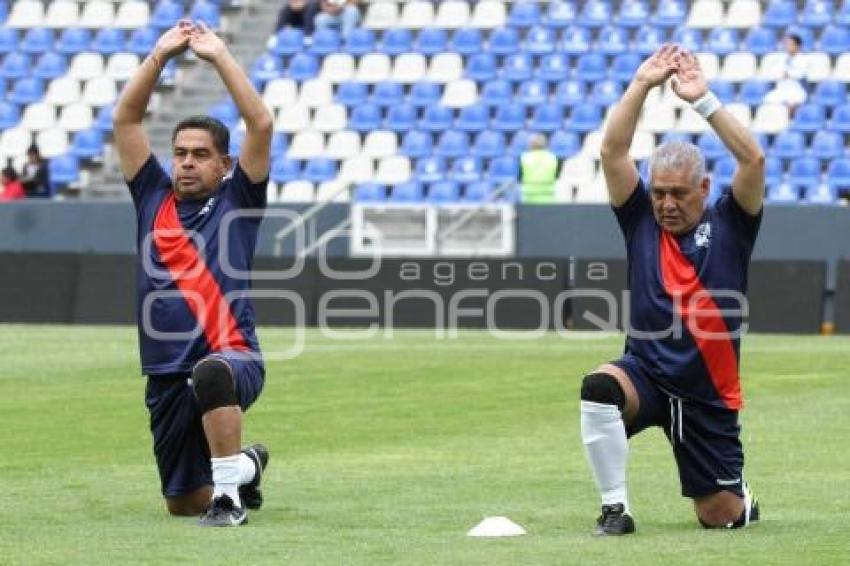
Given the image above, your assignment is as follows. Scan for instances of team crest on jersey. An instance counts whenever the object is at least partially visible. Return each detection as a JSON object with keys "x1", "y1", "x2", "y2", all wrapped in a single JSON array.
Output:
[
  {"x1": 199, "y1": 197, "x2": 216, "y2": 216},
  {"x1": 695, "y1": 222, "x2": 711, "y2": 248}
]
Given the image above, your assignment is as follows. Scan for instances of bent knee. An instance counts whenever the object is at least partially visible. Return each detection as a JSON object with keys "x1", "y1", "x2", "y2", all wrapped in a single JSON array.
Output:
[
  {"x1": 166, "y1": 499, "x2": 203, "y2": 517},
  {"x1": 580, "y1": 370, "x2": 626, "y2": 410},
  {"x1": 695, "y1": 495, "x2": 745, "y2": 528}
]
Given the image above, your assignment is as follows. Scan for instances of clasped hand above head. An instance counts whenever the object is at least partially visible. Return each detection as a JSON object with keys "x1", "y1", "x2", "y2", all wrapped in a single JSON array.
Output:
[{"x1": 153, "y1": 20, "x2": 229, "y2": 64}]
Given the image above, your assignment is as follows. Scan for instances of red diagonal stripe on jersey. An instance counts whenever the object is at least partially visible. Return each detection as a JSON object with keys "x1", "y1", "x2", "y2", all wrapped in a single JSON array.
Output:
[
  {"x1": 153, "y1": 192, "x2": 248, "y2": 352},
  {"x1": 659, "y1": 231, "x2": 742, "y2": 409}
]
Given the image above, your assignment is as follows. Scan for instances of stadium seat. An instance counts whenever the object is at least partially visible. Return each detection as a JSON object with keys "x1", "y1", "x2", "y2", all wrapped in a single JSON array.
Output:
[
  {"x1": 125, "y1": 27, "x2": 157, "y2": 56},
  {"x1": 92, "y1": 28, "x2": 126, "y2": 56},
  {"x1": 0, "y1": 28, "x2": 18, "y2": 55},
  {"x1": 617, "y1": 0, "x2": 650, "y2": 27},
  {"x1": 354, "y1": 182, "x2": 386, "y2": 202},
  {"x1": 435, "y1": 0, "x2": 471, "y2": 30},
  {"x1": 441, "y1": 79, "x2": 477, "y2": 108},
  {"x1": 356, "y1": 53, "x2": 392, "y2": 83},
  {"x1": 379, "y1": 28, "x2": 412, "y2": 56},
  {"x1": 451, "y1": 28, "x2": 482, "y2": 56},
  {"x1": 428, "y1": 53, "x2": 463, "y2": 83},
  {"x1": 456, "y1": 104, "x2": 490, "y2": 132},
  {"x1": 591, "y1": 79, "x2": 623, "y2": 106},
  {"x1": 489, "y1": 27, "x2": 521, "y2": 56},
  {"x1": 414, "y1": 156, "x2": 445, "y2": 183},
  {"x1": 94, "y1": 103, "x2": 114, "y2": 133},
  {"x1": 324, "y1": 130, "x2": 360, "y2": 160},
  {"x1": 49, "y1": 154, "x2": 80, "y2": 189},
  {"x1": 767, "y1": 183, "x2": 800, "y2": 203},
  {"x1": 508, "y1": 1, "x2": 541, "y2": 28},
  {"x1": 20, "y1": 28, "x2": 53, "y2": 55},
  {"x1": 554, "y1": 80, "x2": 587, "y2": 106},
  {"x1": 639, "y1": 104, "x2": 676, "y2": 133},
  {"x1": 751, "y1": 103, "x2": 789, "y2": 134},
  {"x1": 428, "y1": 180, "x2": 461, "y2": 203},
  {"x1": 708, "y1": 79, "x2": 736, "y2": 103},
  {"x1": 831, "y1": 53, "x2": 850, "y2": 82},
  {"x1": 813, "y1": 81, "x2": 847, "y2": 108},
  {"x1": 738, "y1": 79, "x2": 769, "y2": 105},
  {"x1": 251, "y1": 54, "x2": 283, "y2": 86},
  {"x1": 270, "y1": 28, "x2": 304, "y2": 57},
  {"x1": 33, "y1": 52, "x2": 68, "y2": 81},
  {"x1": 465, "y1": 53, "x2": 498, "y2": 82},
  {"x1": 106, "y1": 53, "x2": 140, "y2": 82},
  {"x1": 338, "y1": 156, "x2": 374, "y2": 184},
  {"x1": 392, "y1": 53, "x2": 426, "y2": 83},
  {"x1": 80, "y1": 1, "x2": 114, "y2": 28},
  {"x1": 364, "y1": 2, "x2": 398, "y2": 30},
  {"x1": 687, "y1": 0, "x2": 724, "y2": 28},
  {"x1": 720, "y1": 52, "x2": 757, "y2": 82},
  {"x1": 819, "y1": 26, "x2": 850, "y2": 56},
  {"x1": 470, "y1": 0, "x2": 506, "y2": 29},
  {"x1": 803, "y1": 183, "x2": 837, "y2": 204},
  {"x1": 0, "y1": 100, "x2": 20, "y2": 130},
  {"x1": 830, "y1": 103, "x2": 850, "y2": 133},
  {"x1": 492, "y1": 103, "x2": 527, "y2": 132},
  {"x1": 399, "y1": 130, "x2": 433, "y2": 158},
  {"x1": 274, "y1": 104, "x2": 309, "y2": 133},
  {"x1": 549, "y1": 130, "x2": 581, "y2": 158},
  {"x1": 150, "y1": 0, "x2": 182, "y2": 29},
  {"x1": 827, "y1": 158, "x2": 850, "y2": 194},
  {"x1": 724, "y1": 0, "x2": 761, "y2": 28},
  {"x1": 579, "y1": 0, "x2": 613, "y2": 27},
  {"x1": 407, "y1": 82, "x2": 441, "y2": 107},
  {"x1": 597, "y1": 26, "x2": 630, "y2": 56},
  {"x1": 543, "y1": 1, "x2": 576, "y2": 28},
  {"x1": 44, "y1": 76, "x2": 80, "y2": 106},
  {"x1": 9, "y1": 77, "x2": 44, "y2": 105},
  {"x1": 399, "y1": 1, "x2": 435, "y2": 29},
  {"x1": 566, "y1": 103, "x2": 602, "y2": 133},
  {"x1": 371, "y1": 81, "x2": 404, "y2": 108},
  {"x1": 302, "y1": 158, "x2": 337, "y2": 184},
  {"x1": 487, "y1": 156, "x2": 520, "y2": 184},
  {"x1": 349, "y1": 103, "x2": 383, "y2": 133},
  {"x1": 384, "y1": 103, "x2": 418, "y2": 133},
  {"x1": 574, "y1": 53, "x2": 607, "y2": 83},
  {"x1": 309, "y1": 28, "x2": 342, "y2": 57},
  {"x1": 800, "y1": 0, "x2": 832, "y2": 27},
  {"x1": 82, "y1": 76, "x2": 118, "y2": 107},
  {"x1": 335, "y1": 81, "x2": 367, "y2": 108},
  {"x1": 44, "y1": 0, "x2": 78, "y2": 28},
  {"x1": 313, "y1": 104, "x2": 347, "y2": 133},
  {"x1": 374, "y1": 155, "x2": 411, "y2": 185},
  {"x1": 6, "y1": 0, "x2": 44, "y2": 28},
  {"x1": 288, "y1": 53, "x2": 319, "y2": 81},
  {"x1": 787, "y1": 157, "x2": 822, "y2": 191},
  {"x1": 744, "y1": 28, "x2": 777, "y2": 56},
  {"x1": 517, "y1": 79, "x2": 550, "y2": 108},
  {"x1": 416, "y1": 28, "x2": 448, "y2": 56},
  {"x1": 471, "y1": 130, "x2": 507, "y2": 159},
  {"x1": 419, "y1": 105, "x2": 453, "y2": 132},
  {"x1": 792, "y1": 104, "x2": 827, "y2": 133},
  {"x1": 529, "y1": 103, "x2": 564, "y2": 133},
  {"x1": 390, "y1": 181, "x2": 424, "y2": 202},
  {"x1": 287, "y1": 130, "x2": 325, "y2": 160},
  {"x1": 810, "y1": 131, "x2": 844, "y2": 160},
  {"x1": 707, "y1": 28, "x2": 739, "y2": 56},
  {"x1": 672, "y1": 27, "x2": 703, "y2": 52},
  {"x1": 191, "y1": 1, "x2": 221, "y2": 30},
  {"x1": 320, "y1": 53, "x2": 355, "y2": 83},
  {"x1": 634, "y1": 25, "x2": 665, "y2": 56},
  {"x1": 277, "y1": 180, "x2": 314, "y2": 203},
  {"x1": 761, "y1": 0, "x2": 796, "y2": 28},
  {"x1": 697, "y1": 132, "x2": 729, "y2": 161},
  {"x1": 712, "y1": 157, "x2": 737, "y2": 190},
  {"x1": 263, "y1": 78, "x2": 298, "y2": 110},
  {"x1": 525, "y1": 25, "x2": 557, "y2": 55},
  {"x1": 535, "y1": 53, "x2": 570, "y2": 83},
  {"x1": 501, "y1": 53, "x2": 533, "y2": 83},
  {"x1": 435, "y1": 130, "x2": 469, "y2": 158},
  {"x1": 463, "y1": 180, "x2": 494, "y2": 202},
  {"x1": 806, "y1": 53, "x2": 832, "y2": 83},
  {"x1": 35, "y1": 127, "x2": 69, "y2": 159},
  {"x1": 480, "y1": 80, "x2": 513, "y2": 107},
  {"x1": 449, "y1": 156, "x2": 482, "y2": 183},
  {"x1": 116, "y1": 1, "x2": 150, "y2": 30},
  {"x1": 70, "y1": 128, "x2": 105, "y2": 160},
  {"x1": 560, "y1": 25, "x2": 592, "y2": 55},
  {"x1": 362, "y1": 130, "x2": 398, "y2": 159},
  {"x1": 764, "y1": 156, "x2": 783, "y2": 188},
  {"x1": 315, "y1": 180, "x2": 349, "y2": 203},
  {"x1": 344, "y1": 28, "x2": 376, "y2": 57},
  {"x1": 509, "y1": 130, "x2": 533, "y2": 156}
]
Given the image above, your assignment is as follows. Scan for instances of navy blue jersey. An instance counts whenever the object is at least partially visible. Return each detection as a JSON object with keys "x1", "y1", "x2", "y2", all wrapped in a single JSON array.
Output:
[
  {"x1": 128, "y1": 155, "x2": 267, "y2": 375},
  {"x1": 613, "y1": 180, "x2": 762, "y2": 410}
]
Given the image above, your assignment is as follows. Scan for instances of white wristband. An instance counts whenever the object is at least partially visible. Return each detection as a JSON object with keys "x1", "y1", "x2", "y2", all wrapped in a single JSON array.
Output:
[{"x1": 691, "y1": 92, "x2": 722, "y2": 120}]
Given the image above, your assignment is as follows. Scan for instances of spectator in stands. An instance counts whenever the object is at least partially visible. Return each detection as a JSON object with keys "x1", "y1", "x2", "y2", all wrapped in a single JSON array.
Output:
[
  {"x1": 0, "y1": 166, "x2": 26, "y2": 202},
  {"x1": 314, "y1": 0, "x2": 361, "y2": 39},
  {"x1": 764, "y1": 34, "x2": 808, "y2": 112},
  {"x1": 21, "y1": 144, "x2": 50, "y2": 198},
  {"x1": 520, "y1": 134, "x2": 558, "y2": 203},
  {"x1": 275, "y1": 0, "x2": 320, "y2": 36}
]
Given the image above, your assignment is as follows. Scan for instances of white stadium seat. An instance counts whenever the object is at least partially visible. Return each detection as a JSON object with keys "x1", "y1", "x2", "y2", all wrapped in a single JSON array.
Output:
[
  {"x1": 581, "y1": 130, "x2": 604, "y2": 159},
  {"x1": 832, "y1": 53, "x2": 850, "y2": 82},
  {"x1": 725, "y1": 103, "x2": 752, "y2": 128},
  {"x1": 638, "y1": 105, "x2": 676, "y2": 133},
  {"x1": 392, "y1": 53, "x2": 427, "y2": 83},
  {"x1": 287, "y1": 130, "x2": 325, "y2": 159},
  {"x1": 806, "y1": 53, "x2": 832, "y2": 83},
  {"x1": 434, "y1": 1, "x2": 471, "y2": 30},
  {"x1": 280, "y1": 180, "x2": 315, "y2": 202},
  {"x1": 0, "y1": 128, "x2": 33, "y2": 159},
  {"x1": 758, "y1": 52, "x2": 789, "y2": 81},
  {"x1": 356, "y1": 53, "x2": 392, "y2": 83},
  {"x1": 57, "y1": 103, "x2": 94, "y2": 132},
  {"x1": 325, "y1": 130, "x2": 362, "y2": 160},
  {"x1": 686, "y1": 0, "x2": 724, "y2": 29},
  {"x1": 399, "y1": 1, "x2": 435, "y2": 29},
  {"x1": 44, "y1": 1, "x2": 79, "y2": 29},
  {"x1": 316, "y1": 180, "x2": 350, "y2": 202},
  {"x1": 106, "y1": 53, "x2": 141, "y2": 82},
  {"x1": 275, "y1": 104, "x2": 310, "y2": 133},
  {"x1": 44, "y1": 77, "x2": 82, "y2": 107},
  {"x1": 7, "y1": 1, "x2": 45, "y2": 28},
  {"x1": 299, "y1": 78, "x2": 334, "y2": 108},
  {"x1": 364, "y1": 1, "x2": 399, "y2": 30},
  {"x1": 35, "y1": 128, "x2": 69, "y2": 158},
  {"x1": 312, "y1": 103, "x2": 347, "y2": 133},
  {"x1": 724, "y1": 0, "x2": 761, "y2": 28},
  {"x1": 751, "y1": 103, "x2": 790, "y2": 134},
  {"x1": 338, "y1": 156, "x2": 375, "y2": 184},
  {"x1": 696, "y1": 53, "x2": 720, "y2": 81},
  {"x1": 720, "y1": 53, "x2": 758, "y2": 83},
  {"x1": 69, "y1": 53, "x2": 105, "y2": 81},
  {"x1": 630, "y1": 131, "x2": 655, "y2": 161},
  {"x1": 320, "y1": 53, "x2": 356, "y2": 83},
  {"x1": 470, "y1": 1, "x2": 506, "y2": 29},
  {"x1": 115, "y1": 1, "x2": 150, "y2": 30},
  {"x1": 676, "y1": 108, "x2": 712, "y2": 133},
  {"x1": 82, "y1": 77, "x2": 118, "y2": 107},
  {"x1": 427, "y1": 53, "x2": 463, "y2": 83},
  {"x1": 263, "y1": 78, "x2": 298, "y2": 110},
  {"x1": 362, "y1": 130, "x2": 398, "y2": 159},
  {"x1": 21, "y1": 103, "x2": 56, "y2": 132},
  {"x1": 440, "y1": 79, "x2": 478, "y2": 108},
  {"x1": 374, "y1": 155, "x2": 411, "y2": 185},
  {"x1": 79, "y1": 1, "x2": 115, "y2": 29}
]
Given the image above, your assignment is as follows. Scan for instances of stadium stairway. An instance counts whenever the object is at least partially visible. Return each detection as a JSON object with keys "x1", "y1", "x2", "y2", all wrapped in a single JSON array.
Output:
[{"x1": 91, "y1": 1, "x2": 280, "y2": 198}]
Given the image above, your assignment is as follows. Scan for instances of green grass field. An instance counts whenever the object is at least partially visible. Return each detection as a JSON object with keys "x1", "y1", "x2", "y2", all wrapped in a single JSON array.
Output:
[{"x1": 0, "y1": 325, "x2": 848, "y2": 565}]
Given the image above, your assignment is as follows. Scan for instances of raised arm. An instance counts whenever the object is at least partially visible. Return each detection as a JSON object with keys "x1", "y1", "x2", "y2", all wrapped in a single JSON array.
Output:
[
  {"x1": 672, "y1": 51, "x2": 765, "y2": 215},
  {"x1": 189, "y1": 23, "x2": 273, "y2": 183},
  {"x1": 601, "y1": 44, "x2": 679, "y2": 207},
  {"x1": 113, "y1": 22, "x2": 192, "y2": 180}
]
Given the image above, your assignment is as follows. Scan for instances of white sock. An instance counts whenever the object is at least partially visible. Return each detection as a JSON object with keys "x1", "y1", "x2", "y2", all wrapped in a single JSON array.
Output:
[
  {"x1": 237, "y1": 452, "x2": 257, "y2": 485},
  {"x1": 211, "y1": 455, "x2": 242, "y2": 507},
  {"x1": 581, "y1": 400, "x2": 631, "y2": 514}
]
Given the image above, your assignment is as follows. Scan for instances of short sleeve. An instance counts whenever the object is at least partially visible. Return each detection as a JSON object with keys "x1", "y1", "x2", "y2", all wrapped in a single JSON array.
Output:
[
  {"x1": 227, "y1": 160, "x2": 269, "y2": 209},
  {"x1": 714, "y1": 193, "x2": 763, "y2": 252},
  {"x1": 127, "y1": 154, "x2": 170, "y2": 212},
  {"x1": 611, "y1": 179, "x2": 652, "y2": 243}
]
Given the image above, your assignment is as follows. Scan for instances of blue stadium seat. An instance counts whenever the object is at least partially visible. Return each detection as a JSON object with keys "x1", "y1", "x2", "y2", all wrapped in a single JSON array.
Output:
[
  {"x1": 574, "y1": 53, "x2": 607, "y2": 83},
  {"x1": 560, "y1": 25, "x2": 592, "y2": 55},
  {"x1": 344, "y1": 28, "x2": 375, "y2": 56},
  {"x1": 611, "y1": 53, "x2": 642, "y2": 83},
  {"x1": 492, "y1": 103, "x2": 526, "y2": 131},
  {"x1": 525, "y1": 26, "x2": 557, "y2": 55},
  {"x1": 536, "y1": 52, "x2": 570, "y2": 83},
  {"x1": 191, "y1": 1, "x2": 221, "y2": 29},
  {"x1": 372, "y1": 81, "x2": 404, "y2": 107},
  {"x1": 550, "y1": 130, "x2": 581, "y2": 158},
  {"x1": 489, "y1": 28, "x2": 520, "y2": 56},
  {"x1": 414, "y1": 156, "x2": 445, "y2": 183},
  {"x1": 709, "y1": 80, "x2": 736, "y2": 104},
  {"x1": 744, "y1": 28, "x2": 777, "y2": 56},
  {"x1": 385, "y1": 103, "x2": 418, "y2": 133},
  {"x1": 543, "y1": 1, "x2": 577, "y2": 28},
  {"x1": 829, "y1": 103, "x2": 850, "y2": 132},
  {"x1": 554, "y1": 80, "x2": 587, "y2": 105},
  {"x1": 354, "y1": 182, "x2": 386, "y2": 201},
  {"x1": 791, "y1": 104, "x2": 827, "y2": 133},
  {"x1": 287, "y1": 53, "x2": 318, "y2": 81},
  {"x1": 70, "y1": 128, "x2": 105, "y2": 160},
  {"x1": 516, "y1": 79, "x2": 549, "y2": 106},
  {"x1": 8, "y1": 77, "x2": 43, "y2": 105},
  {"x1": 270, "y1": 28, "x2": 304, "y2": 57},
  {"x1": 772, "y1": 131, "x2": 806, "y2": 159},
  {"x1": 95, "y1": 103, "x2": 115, "y2": 133},
  {"x1": 501, "y1": 53, "x2": 534, "y2": 82},
  {"x1": 813, "y1": 81, "x2": 846, "y2": 108},
  {"x1": 819, "y1": 26, "x2": 850, "y2": 56},
  {"x1": 420, "y1": 105, "x2": 454, "y2": 132},
  {"x1": 126, "y1": 27, "x2": 158, "y2": 56},
  {"x1": 229, "y1": 129, "x2": 245, "y2": 155},
  {"x1": 416, "y1": 28, "x2": 448, "y2": 56},
  {"x1": 250, "y1": 54, "x2": 283, "y2": 85},
  {"x1": 33, "y1": 52, "x2": 68, "y2": 80},
  {"x1": 350, "y1": 103, "x2": 383, "y2": 132},
  {"x1": 707, "y1": 28, "x2": 739, "y2": 56},
  {"x1": 803, "y1": 183, "x2": 837, "y2": 204},
  {"x1": 672, "y1": 27, "x2": 703, "y2": 52},
  {"x1": 151, "y1": 0, "x2": 185, "y2": 29},
  {"x1": 0, "y1": 27, "x2": 18, "y2": 54},
  {"x1": 399, "y1": 130, "x2": 433, "y2": 158},
  {"x1": 303, "y1": 158, "x2": 337, "y2": 183},
  {"x1": 450, "y1": 156, "x2": 483, "y2": 183},
  {"x1": 92, "y1": 28, "x2": 126, "y2": 55},
  {"x1": 407, "y1": 82, "x2": 441, "y2": 107},
  {"x1": 635, "y1": 25, "x2": 665, "y2": 56},
  {"x1": 591, "y1": 79, "x2": 623, "y2": 106},
  {"x1": 837, "y1": 1, "x2": 850, "y2": 26},
  {"x1": 480, "y1": 79, "x2": 513, "y2": 107},
  {"x1": 271, "y1": 132, "x2": 288, "y2": 156},
  {"x1": 380, "y1": 28, "x2": 412, "y2": 56},
  {"x1": 428, "y1": 180, "x2": 461, "y2": 202},
  {"x1": 466, "y1": 53, "x2": 498, "y2": 82},
  {"x1": 160, "y1": 59, "x2": 178, "y2": 86},
  {"x1": 529, "y1": 103, "x2": 564, "y2": 132},
  {"x1": 456, "y1": 104, "x2": 490, "y2": 132},
  {"x1": 697, "y1": 133, "x2": 729, "y2": 161},
  {"x1": 487, "y1": 156, "x2": 520, "y2": 184},
  {"x1": 787, "y1": 157, "x2": 822, "y2": 191},
  {"x1": 20, "y1": 28, "x2": 54, "y2": 55},
  {"x1": 336, "y1": 81, "x2": 369, "y2": 106},
  {"x1": 509, "y1": 130, "x2": 534, "y2": 155},
  {"x1": 712, "y1": 157, "x2": 737, "y2": 190},
  {"x1": 49, "y1": 155, "x2": 80, "y2": 189},
  {"x1": 739, "y1": 80, "x2": 769, "y2": 106},
  {"x1": 767, "y1": 183, "x2": 801, "y2": 203},
  {"x1": 450, "y1": 28, "x2": 483, "y2": 56},
  {"x1": 464, "y1": 180, "x2": 494, "y2": 202},
  {"x1": 435, "y1": 130, "x2": 470, "y2": 158},
  {"x1": 765, "y1": 156, "x2": 783, "y2": 188},
  {"x1": 617, "y1": 0, "x2": 649, "y2": 27},
  {"x1": 827, "y1": 158, "x2": 850, "y2": 194},
  {"x1": 653, "y1": 0, "x2": 686, "y2": 27},
  {"x1": 471, "y1": 130, "x2": 507, "y2": 158},
  {"x1": 810, "y1": 131, "x2": 844, "y2": 160},
  {"x1": 509, "y1": 1, "x2": 542, "y2": 28},
  {"x1": 309, "y1": 28, "x2": 341, "y2": 56},
  {"x1": 208, "y1": 99, "x2": 239, "y2": 126},
  {"x1": 761, "y1": 0, "x2": 796, "y2": 28},
  {"x1": 271, "y1": 157, "x2": 301, "y2": 183},
  {"x1": 390, "y1": 181, "x2": 424, "y2": 202},
  {"x1": 596, "y1": 25, "x2": 630, "y2": 55},
  {"x1": 0, "y1": 100, "x2": 19, "y2": 129},
  {"x1": 799, "y1": 0, "x2": 832, "y2": 28},
  {"x1": 579, "y1": 0, "x2": 613, "y2": 28}
]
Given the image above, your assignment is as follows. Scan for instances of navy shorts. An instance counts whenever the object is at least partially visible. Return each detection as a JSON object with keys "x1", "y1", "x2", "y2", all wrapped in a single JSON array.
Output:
[
  {"x1": 612, "y1": 353, "x2": 745, "y2": 499},
  {"x1": 145, "y1": 352, "x2": 265, "y2": 498}
]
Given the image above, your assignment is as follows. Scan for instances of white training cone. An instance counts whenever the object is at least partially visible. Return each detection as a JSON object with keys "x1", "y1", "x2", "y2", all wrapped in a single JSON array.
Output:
[{"x1": 467, "y1": 516, "x2": 526, "y2": 537}]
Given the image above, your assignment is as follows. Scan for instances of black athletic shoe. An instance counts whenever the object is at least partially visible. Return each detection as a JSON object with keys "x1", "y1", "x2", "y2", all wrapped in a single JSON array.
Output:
[
  {"x1": 744, "y1": 482, "x2": 760, "y2": 525},
  {"x1": 198, "y1": 494, "x2": 247, "y2": 527},
  {"x1": 239, "y1": 443, "x2": 269, "y2": 511},
  {"x1": 594, "y1": 503, "x2": 636, "y2": 536}
]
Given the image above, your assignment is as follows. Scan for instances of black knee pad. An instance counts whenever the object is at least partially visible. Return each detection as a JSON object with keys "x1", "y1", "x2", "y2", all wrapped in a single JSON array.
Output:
[
  {"x1": 192, "y1": 358, "x2": 238, "y2": 413},
  {"x1": 580, "y1": 372, "x2": 626, "y2": 411}
]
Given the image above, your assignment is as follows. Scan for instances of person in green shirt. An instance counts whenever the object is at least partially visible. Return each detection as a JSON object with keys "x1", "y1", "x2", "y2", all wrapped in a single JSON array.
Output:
[{"x1": 520, "y1": 133, "x2": 558, "y2": 203}]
